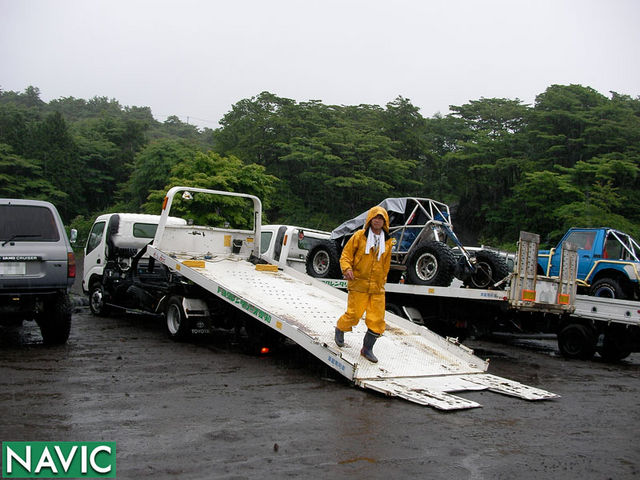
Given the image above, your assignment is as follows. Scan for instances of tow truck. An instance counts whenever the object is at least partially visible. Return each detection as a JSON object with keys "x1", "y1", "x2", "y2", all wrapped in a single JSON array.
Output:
[{"x1": 83, "y1": 186, "x2": 567, "y2": 410}]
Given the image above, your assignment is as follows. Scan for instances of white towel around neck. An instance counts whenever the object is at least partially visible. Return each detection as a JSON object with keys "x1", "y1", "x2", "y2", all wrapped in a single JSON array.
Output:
[{"x1": 365, "y1": 229, "x2": 385, "y2": 260}]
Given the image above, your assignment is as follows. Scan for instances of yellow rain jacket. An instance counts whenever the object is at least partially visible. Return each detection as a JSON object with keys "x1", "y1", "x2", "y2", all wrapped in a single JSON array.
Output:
[{"x1": 340, "y1": 205, "x2": 393, "y2": 294}]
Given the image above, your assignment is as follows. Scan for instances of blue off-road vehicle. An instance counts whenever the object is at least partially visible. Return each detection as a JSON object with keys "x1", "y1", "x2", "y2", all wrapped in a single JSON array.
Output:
[{"x1": 538, "y1": 227, "x2": 640, "y2": 300}]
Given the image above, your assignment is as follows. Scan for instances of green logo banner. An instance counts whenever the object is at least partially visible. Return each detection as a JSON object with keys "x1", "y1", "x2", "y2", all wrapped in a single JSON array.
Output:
[{"x1": 2, "y1": 442, "x2": 116, "y2": 478}]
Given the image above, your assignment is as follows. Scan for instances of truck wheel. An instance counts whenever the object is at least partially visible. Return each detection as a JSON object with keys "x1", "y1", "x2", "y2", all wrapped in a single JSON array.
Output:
[
  {"x1": 599, "y1": 329, "x2": 632, "y2": 362},
  {"x1": 39, "y1": 293, "x2": 72, "y2": 345},
  {"x1": 558, "y1": 323, "x2": 596, "y2": 359},
  {"x1": 89, "y1": 282, "x2": 110, "y2": 316},
  {"x1": 306, "y1": 241, "x2": 341, "y2": 278},
  {"x1": 165, "y1": 296, "x2": 191, "y2": 340},
  {"x1": 405, "y1": 241, "x2": 455, "y2": 286},
  {"x1": 590, "y1": 277, "x2": 626, "y2": 299}
]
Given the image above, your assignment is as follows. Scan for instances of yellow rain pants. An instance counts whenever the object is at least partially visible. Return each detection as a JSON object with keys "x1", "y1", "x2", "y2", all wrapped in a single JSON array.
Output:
[{"x1": 337, "y1": 291, "x2": 386, "y2": 335}]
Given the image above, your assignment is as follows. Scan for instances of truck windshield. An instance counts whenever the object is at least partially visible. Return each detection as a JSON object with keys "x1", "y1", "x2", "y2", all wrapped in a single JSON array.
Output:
[{"x1": 0, "y1": 205, "x2": 60, "y2": 242}]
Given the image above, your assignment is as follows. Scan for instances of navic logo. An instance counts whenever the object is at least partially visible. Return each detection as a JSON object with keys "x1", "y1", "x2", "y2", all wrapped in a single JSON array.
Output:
[{"x1": 2, "y1": 442, "x2": 116, "y2": 478}]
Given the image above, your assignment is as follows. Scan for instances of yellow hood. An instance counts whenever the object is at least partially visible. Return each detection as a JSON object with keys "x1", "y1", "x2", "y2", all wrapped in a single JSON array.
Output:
[{"x1": 364, "y1": 205, "x2": 390, "y2": 235}]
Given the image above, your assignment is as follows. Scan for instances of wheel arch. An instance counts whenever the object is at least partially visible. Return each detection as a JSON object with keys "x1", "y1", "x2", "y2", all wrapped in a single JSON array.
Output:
[{"x1": 589, "y1": 267, "x2": 634, "y2": 293}]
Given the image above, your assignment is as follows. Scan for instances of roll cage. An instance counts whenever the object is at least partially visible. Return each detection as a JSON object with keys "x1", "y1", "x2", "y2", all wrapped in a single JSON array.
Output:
[{"x1": 331, "y1": 197, "x2": 472, "y2": 267}]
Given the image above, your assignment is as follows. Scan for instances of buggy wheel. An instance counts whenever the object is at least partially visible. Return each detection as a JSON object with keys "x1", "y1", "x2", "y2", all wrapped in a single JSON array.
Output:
[
  {"x1": 405, "y1": 241, "x2": 455, "y2": 286},
  {"x1": 464, "y1": 250, "x2": 510, "y2": 289},
  {"x1": 558, "y1": 323, "x2": 596, "y2": 359},
  {"x1": 165, "y1": 296, "x2": 191, "y2": 340},
  {"x1": 306, "y1": 241, "x2": 341, "y2": 278}
]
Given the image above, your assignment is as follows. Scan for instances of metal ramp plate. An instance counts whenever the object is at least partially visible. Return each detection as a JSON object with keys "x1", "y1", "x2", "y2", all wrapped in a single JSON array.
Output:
[
  {"x1": 157, "y1": 252, "x2": 559, "y2": 410},
  {"x1": 360, "y1": 374, "x2": 559, "y2": 410}
]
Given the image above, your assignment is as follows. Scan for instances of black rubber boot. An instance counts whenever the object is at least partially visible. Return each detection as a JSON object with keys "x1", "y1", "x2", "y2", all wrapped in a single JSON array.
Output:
[
  {"x1": 335, "y1": 327, "x2": 345, "y2": 347},
  {"x1": 360, "y1": 329, "x2": 380, "y2": 363}
]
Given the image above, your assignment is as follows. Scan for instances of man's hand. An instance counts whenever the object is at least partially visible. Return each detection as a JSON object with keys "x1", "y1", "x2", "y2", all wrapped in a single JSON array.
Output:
[{"x1": 343, "y1": 269, "x2": 354, "y2": 281}]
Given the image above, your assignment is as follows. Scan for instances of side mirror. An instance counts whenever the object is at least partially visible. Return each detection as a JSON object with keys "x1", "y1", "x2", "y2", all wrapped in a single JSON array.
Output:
[{"x1": 69, "y1": 228, "x2": 78, "y2": 244}]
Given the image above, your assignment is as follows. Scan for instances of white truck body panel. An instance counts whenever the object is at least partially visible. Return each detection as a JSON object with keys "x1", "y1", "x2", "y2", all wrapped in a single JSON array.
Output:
[
  {"x1": 573, "y1": 294, "x2": 640, "y2": 327},
  {"x1": 147, "y1": 186, "x2": 559, "y2": 410}
]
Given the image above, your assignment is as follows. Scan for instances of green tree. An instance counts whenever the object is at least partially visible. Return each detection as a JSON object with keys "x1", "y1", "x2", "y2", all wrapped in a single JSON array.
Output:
[
  {"x1": 444, "y1": 98, "x2": 531, "y2": 241},
  {"x1": 118, "y1": 139, "x2": 199, "y2": 211},
  {"x1": 0, "y1": 143, "x2": 66, "y2": 203},
  {"x1": 27, "y1": 111, "x2": 79, "y2": 219},
  {"x1": 144, "y1": 151, "x2": 278, "y2": 227},
  {"x1": 528, "y1": 84, "x2": 609, "y2": 169}
]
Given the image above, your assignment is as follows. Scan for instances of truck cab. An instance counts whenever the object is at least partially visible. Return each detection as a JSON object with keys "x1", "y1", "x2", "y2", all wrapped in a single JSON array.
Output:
[
  {"x1": 538, "y1": 227, "x2": 640, "y2": 299},
  {"x1": 82, "y1": 213, "x2": 187, "y2": 307}
]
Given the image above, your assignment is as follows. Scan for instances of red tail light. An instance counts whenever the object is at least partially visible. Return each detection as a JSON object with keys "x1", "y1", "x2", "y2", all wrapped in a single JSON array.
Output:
[{"x1": 68, "y1": 252, "x2": 76, "y2": 278}]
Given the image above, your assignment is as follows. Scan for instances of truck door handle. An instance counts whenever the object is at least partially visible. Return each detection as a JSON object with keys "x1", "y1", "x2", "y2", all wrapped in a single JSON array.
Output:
[{"x1": 97, "y1": 259, "x2": 101, "y2": 264}]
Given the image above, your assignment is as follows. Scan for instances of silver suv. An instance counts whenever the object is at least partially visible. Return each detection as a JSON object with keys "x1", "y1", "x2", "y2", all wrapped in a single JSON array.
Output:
[{"x1": 0, "y1": 199, "x2": 77, "y2": 344}]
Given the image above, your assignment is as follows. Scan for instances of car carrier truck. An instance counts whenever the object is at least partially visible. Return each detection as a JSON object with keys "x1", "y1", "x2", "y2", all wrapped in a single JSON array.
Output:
[
  {"x1": 262, "y1": 225, "x2": 640, "y2": 362},
  {"x1": 82, "y1": 186, "x2": 566, "y2": 411}
]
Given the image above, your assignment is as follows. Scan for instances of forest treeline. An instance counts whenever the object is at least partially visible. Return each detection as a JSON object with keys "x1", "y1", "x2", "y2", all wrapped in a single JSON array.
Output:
[{"x1": 1, "y1": 84, "x2": 639, "y2": 249}]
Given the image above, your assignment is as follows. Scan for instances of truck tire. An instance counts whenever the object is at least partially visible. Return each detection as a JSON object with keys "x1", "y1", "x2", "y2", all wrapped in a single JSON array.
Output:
[
  {"x1": 590, "y1": 277, "x2": 626, "y2": 299},
  {"x1": 599, "y1": 328, "x2": 632, "y2": 362},
  {"x1": 558, "y1": 323, "x2": 596, "y2": 360},
  {"x1": 39, "y1": 293, "x2": 72, "y2": 345},
  {"x1": 89, "y1": 281, "x2": 110, "y2": 316},
  {"x1": 405, "y1": 241, "x2": 455, "y2": 287},
  {"x1": 165, "y1": 296, "x2": 191, "y2": 340},
  {"x1": 306, "y1": 241, "x2": 341, "y2": 278},
  {"x1": 464, "y1": 250, "x2": 510, "y2": 290}
]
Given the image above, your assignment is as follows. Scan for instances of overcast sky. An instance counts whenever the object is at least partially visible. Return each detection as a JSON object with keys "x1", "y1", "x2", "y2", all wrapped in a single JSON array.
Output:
[{"x1": 1, "y1": 0, "x2": 639, "y2": 129}]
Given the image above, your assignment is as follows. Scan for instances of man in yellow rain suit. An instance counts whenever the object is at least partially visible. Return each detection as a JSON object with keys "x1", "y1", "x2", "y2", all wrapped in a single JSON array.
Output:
[{"x1": 335, "y1": 205, "x2": 393, "y2": 363}]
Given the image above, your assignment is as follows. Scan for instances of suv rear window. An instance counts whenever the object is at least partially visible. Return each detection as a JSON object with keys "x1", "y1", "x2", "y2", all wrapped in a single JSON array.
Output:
[{"x1": 0, "y1": 205, "x2": 60, "y2": 242}]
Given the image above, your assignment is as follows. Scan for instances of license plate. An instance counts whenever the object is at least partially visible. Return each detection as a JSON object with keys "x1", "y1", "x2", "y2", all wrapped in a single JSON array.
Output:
[{"x1": 0, "y1": 262, "x2": 26, "y2": 275}]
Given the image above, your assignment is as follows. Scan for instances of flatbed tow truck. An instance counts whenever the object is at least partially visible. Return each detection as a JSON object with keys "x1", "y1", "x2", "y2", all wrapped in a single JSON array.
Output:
[
  {"x1": 127, "y1": 186, "x2": 574, "y2": 411},
  {"x1": 264, "y1": 223, "x2": 640, "y2": 361}
]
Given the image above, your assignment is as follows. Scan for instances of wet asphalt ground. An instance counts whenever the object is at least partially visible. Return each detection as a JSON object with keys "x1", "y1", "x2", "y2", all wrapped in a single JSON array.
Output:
[{"x1": 1, "y1": 292, "x2": 639, "y2": 479}]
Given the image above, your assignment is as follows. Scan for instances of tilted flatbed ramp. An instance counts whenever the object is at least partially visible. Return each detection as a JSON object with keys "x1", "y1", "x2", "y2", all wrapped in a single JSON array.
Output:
[{"x1": 148, "y1": 247, "x2": 558, "y2": 410}]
